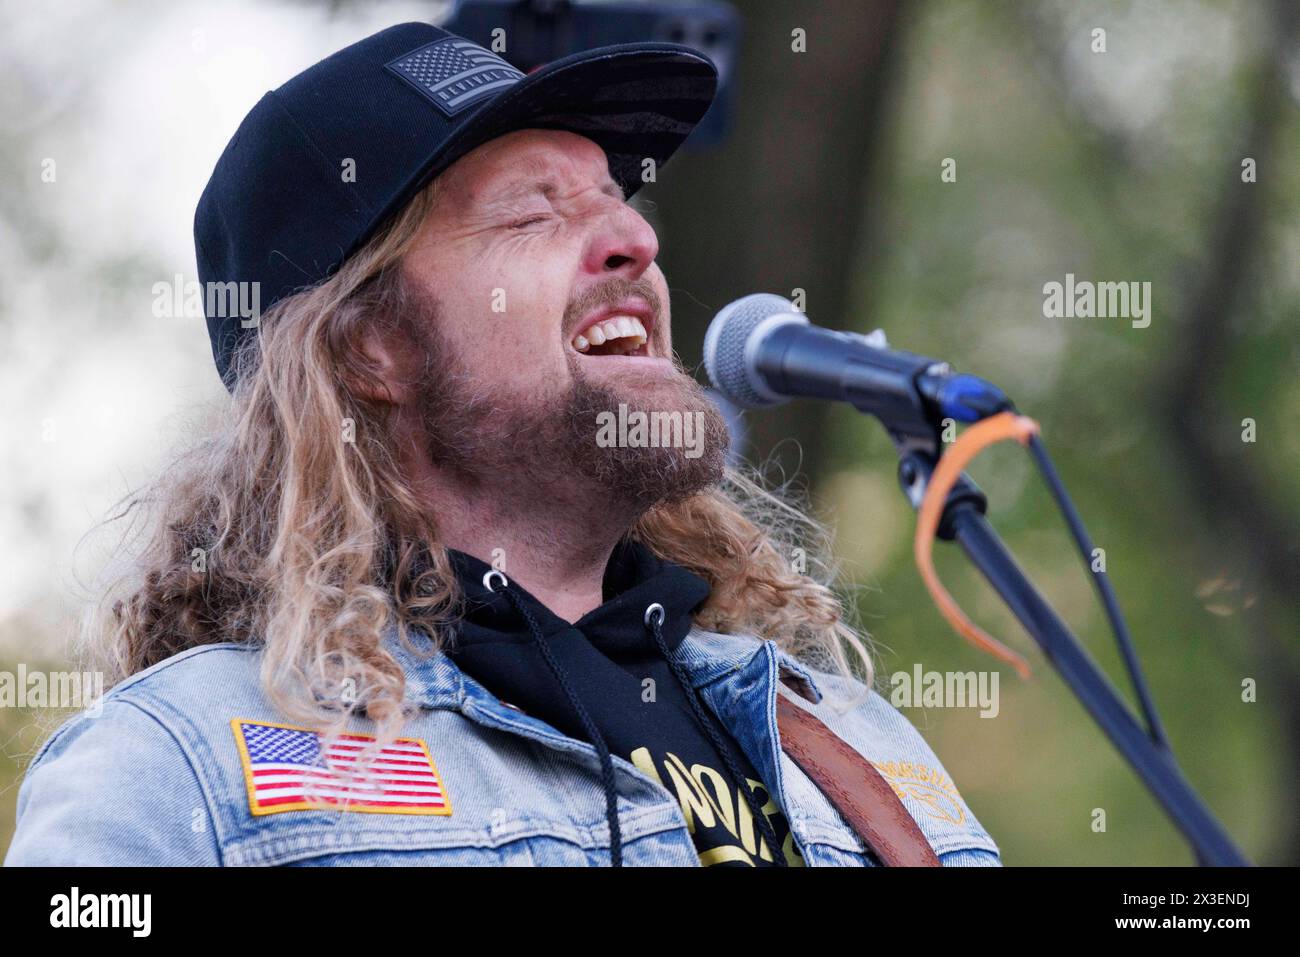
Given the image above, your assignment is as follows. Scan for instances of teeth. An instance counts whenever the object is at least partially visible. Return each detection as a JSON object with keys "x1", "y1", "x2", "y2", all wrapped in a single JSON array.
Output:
[{"x1": 571, "y1": 315, "x2": 649, "y2": 353}]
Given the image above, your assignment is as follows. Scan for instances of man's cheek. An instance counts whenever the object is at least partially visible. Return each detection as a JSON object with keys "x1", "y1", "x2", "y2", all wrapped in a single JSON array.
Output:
[{"x1": 486, "y1": 326, "x2": 570, "y2": 385}]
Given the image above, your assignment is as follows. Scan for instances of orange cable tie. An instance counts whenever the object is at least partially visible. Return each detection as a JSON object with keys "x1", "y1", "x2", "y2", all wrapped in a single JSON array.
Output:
[{"x1": 914, "y1": 411, "x2": 1040, "y2": 680}]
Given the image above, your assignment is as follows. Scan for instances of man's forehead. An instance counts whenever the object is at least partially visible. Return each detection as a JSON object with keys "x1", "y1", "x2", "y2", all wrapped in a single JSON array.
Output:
[{"x1": 444, "y1": 130, "x2": 623, "y2": 201}]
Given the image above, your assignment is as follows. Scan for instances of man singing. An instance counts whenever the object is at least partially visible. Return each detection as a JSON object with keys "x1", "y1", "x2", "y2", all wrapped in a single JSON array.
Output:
[{"x1": 6, "y1": 22, "x2": 1001, "y2": 867}]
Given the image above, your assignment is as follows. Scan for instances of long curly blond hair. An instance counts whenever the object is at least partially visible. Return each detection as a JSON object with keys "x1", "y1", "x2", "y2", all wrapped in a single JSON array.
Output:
[{"x1": 87, "y1": 177, "x2": 874, "y2": 748}]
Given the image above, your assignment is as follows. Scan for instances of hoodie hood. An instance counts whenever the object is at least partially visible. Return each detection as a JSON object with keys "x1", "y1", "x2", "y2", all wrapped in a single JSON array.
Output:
[{"x1": 446, "y1": 539, "x2": 709, "y2": 663}]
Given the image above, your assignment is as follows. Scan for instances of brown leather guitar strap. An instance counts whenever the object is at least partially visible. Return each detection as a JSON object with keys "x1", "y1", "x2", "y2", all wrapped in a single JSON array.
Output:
[{"x1": 776, "y1": 693, "x2": 941, "y2": 866}]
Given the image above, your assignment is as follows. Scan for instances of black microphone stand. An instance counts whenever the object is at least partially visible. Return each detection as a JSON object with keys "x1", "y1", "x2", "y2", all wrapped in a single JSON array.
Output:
[
  {"x1": 888, "y1": 443, "x2": 1249, "y2": 866},
  {"x1": 710, "y1": 303, "x2": 1249, "y2": 864}
]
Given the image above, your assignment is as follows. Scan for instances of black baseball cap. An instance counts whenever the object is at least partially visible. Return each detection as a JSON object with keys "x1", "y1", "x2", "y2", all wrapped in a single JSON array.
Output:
[{"x1": 194, "y1": 21, "x2": 718, "y2": 390}]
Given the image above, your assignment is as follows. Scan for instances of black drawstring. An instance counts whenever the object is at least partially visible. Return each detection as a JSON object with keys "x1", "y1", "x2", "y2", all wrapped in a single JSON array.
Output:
[
  {"x1": 644, "y1": 603, "x2": 790, "y2": 867},
  {"x1": 481, "y1": 570, "x2": 785, "y2": 868},
  {"x1": 487, "y1": 573, "x2": 623, "y2": 867}
]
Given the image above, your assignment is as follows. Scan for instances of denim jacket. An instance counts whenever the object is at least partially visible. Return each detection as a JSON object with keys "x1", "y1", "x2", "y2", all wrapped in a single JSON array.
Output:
[{"x1": 5, "y1": 625, "x2": 1002, "y2": 866}]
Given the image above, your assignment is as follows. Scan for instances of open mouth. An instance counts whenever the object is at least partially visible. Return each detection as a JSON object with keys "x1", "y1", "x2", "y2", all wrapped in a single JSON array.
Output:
[{"x1": 571, "y1": 315, "x2": 651, "y2": 358}]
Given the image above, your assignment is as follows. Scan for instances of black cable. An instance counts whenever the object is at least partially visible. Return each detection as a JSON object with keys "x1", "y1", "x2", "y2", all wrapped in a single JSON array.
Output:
[{"x1": 1026, "y1": 433, "x2": 1170, "y2": 750}]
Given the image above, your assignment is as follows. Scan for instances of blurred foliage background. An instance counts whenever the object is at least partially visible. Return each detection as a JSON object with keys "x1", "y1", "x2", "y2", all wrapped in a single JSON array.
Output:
[{"x1": 1, "y1": 0, "x2": 1296, "y2": 865}]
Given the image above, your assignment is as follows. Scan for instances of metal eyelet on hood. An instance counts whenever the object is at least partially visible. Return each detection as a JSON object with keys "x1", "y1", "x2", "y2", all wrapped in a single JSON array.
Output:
[{"x1": 643, "y1": 602, "x2": 665, "y2": 628}]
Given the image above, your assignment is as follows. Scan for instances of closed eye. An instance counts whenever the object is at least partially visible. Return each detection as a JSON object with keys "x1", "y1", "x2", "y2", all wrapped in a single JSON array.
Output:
[{"x1": 508, "y1": 214, "x2": 551, "y2": 230}]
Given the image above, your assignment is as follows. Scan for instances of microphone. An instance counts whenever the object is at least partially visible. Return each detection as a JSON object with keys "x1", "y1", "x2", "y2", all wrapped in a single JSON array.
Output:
[{"x1": 702, "y1": 293, "x2": 1011, "y2": 437}]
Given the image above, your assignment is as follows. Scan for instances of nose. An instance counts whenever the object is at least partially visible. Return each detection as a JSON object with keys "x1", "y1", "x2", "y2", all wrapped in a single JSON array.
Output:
[{"x1": 581, "y1": 201, "x2": 659, "y2": 279}]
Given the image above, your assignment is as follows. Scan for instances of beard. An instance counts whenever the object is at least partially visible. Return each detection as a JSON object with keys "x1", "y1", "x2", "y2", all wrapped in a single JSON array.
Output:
[
  {"x1": 553, "y1": 356, "x2": 731, "y2": 508},
  {"x1": 401, "y1": 281, "x2": 730, "y2": 513}
]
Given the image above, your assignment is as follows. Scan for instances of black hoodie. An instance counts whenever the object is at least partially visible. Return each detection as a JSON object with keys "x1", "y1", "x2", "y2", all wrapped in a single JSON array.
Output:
[{"x1": 443, "y1": 540, "x2": 803, "y2": 867}]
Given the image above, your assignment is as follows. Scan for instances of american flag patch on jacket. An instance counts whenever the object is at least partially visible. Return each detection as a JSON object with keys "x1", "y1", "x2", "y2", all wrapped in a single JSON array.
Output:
[{"x1": 231, "y1": 719, "x2": 451, "y2": 816}]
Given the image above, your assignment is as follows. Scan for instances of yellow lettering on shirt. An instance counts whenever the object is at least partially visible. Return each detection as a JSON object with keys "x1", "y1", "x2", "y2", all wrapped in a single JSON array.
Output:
[{"x1": 630, "y1": 744, "x2": 805, "y2": 866}]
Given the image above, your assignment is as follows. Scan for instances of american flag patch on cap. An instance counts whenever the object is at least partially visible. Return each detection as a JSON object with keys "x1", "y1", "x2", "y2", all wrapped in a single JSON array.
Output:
[
  {"x1": 231, "y1": 719, "x2": 452, "y2": 816},
  {"x1": 386, "y1": 37, "x2": 524, "y2": 117}
]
